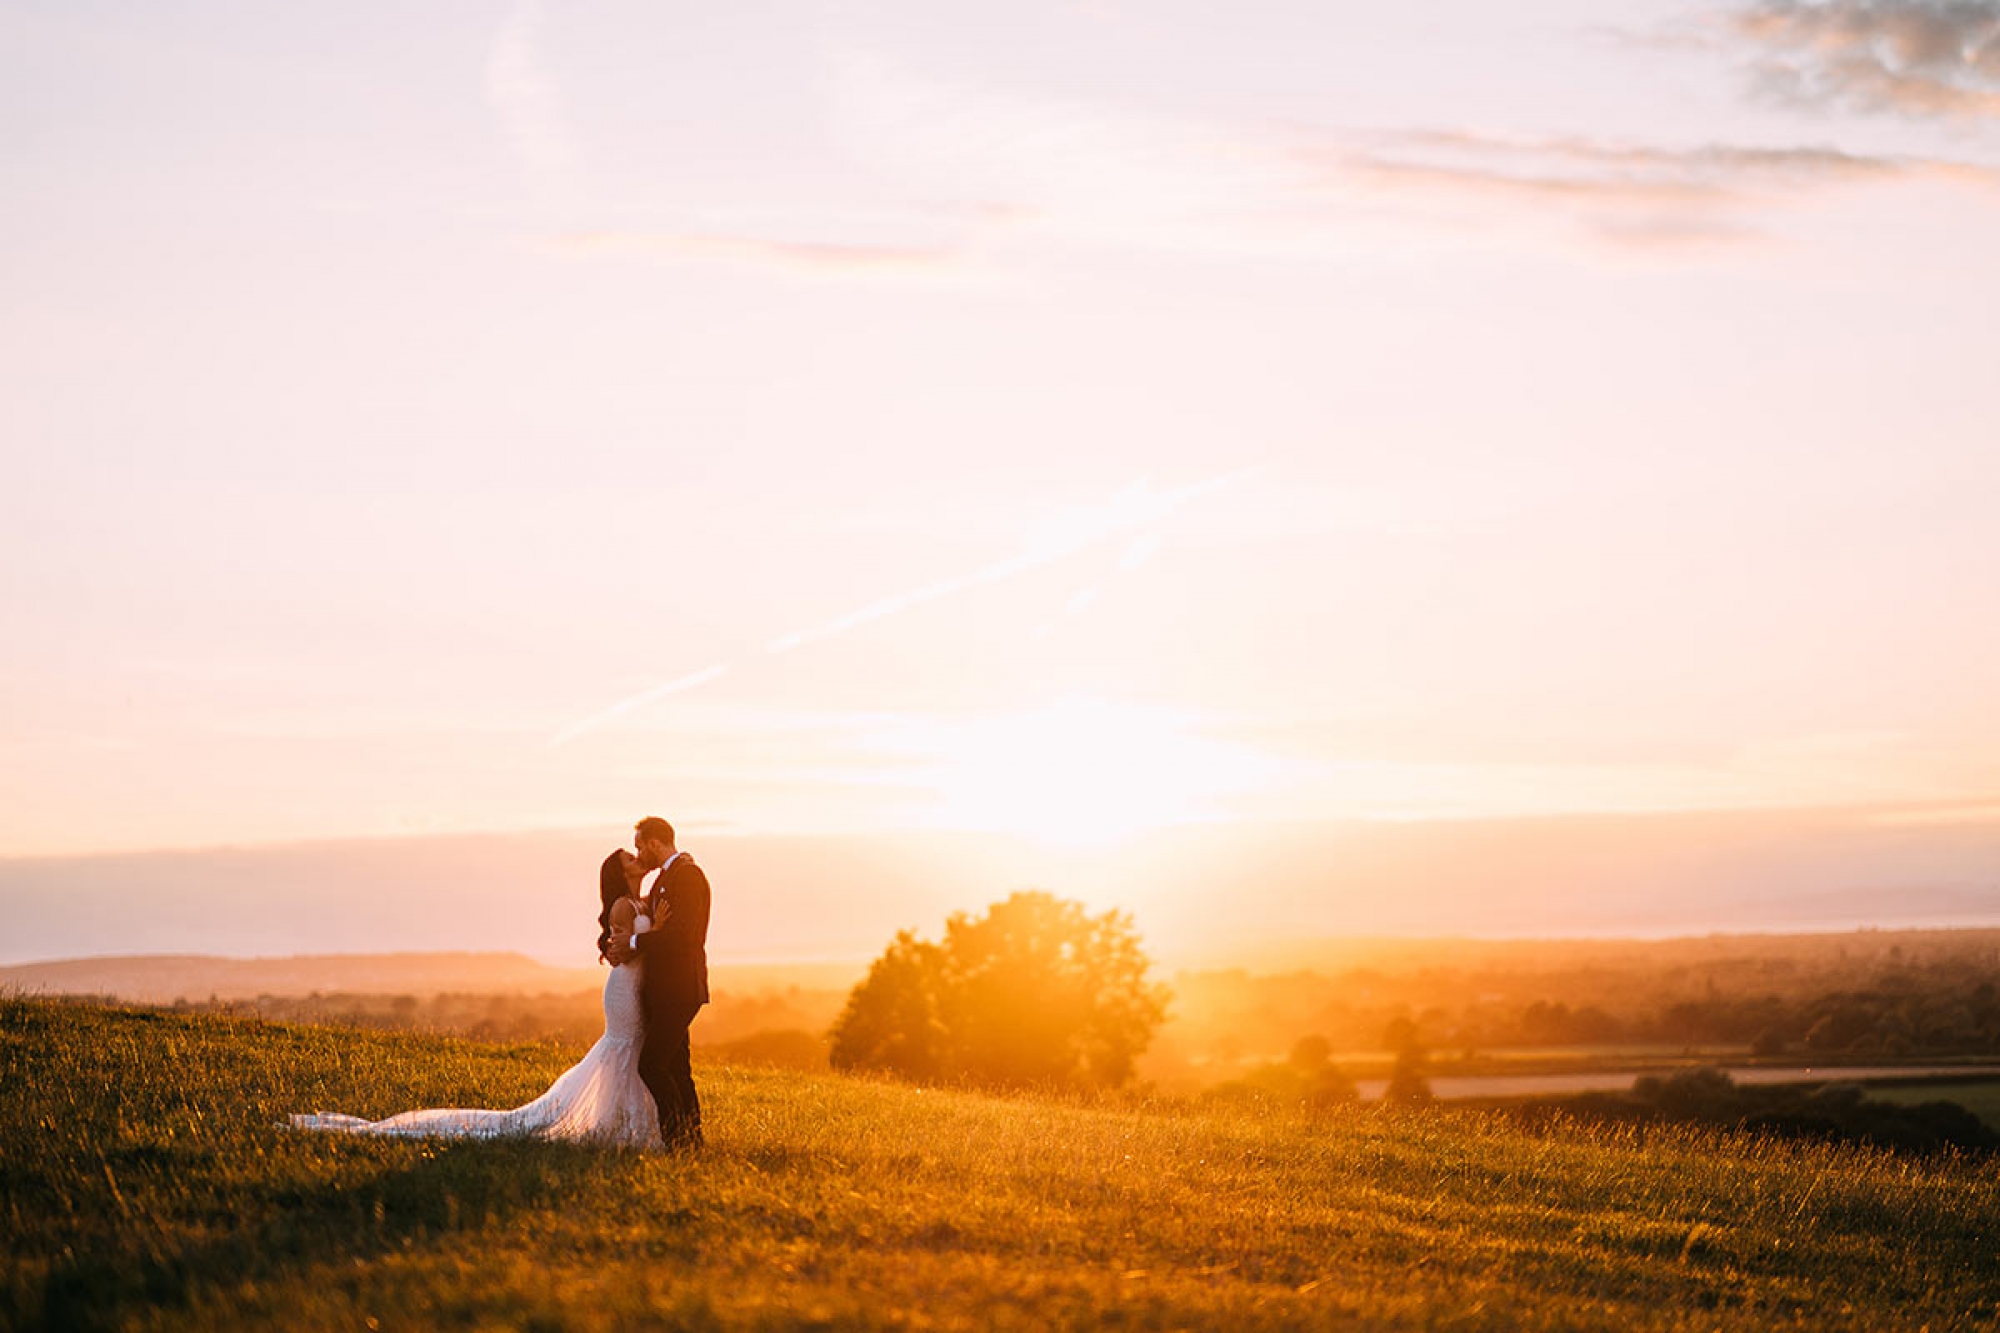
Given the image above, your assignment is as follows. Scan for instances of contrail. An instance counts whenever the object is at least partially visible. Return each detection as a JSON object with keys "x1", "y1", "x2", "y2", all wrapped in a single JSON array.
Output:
[
  {"x1": 549, "y1": 464, "x2": 1265, "y2": 745},
  {"x1": 766, "y1": 572, "x2": 978, "y2": 654},
  {"x1": 550, "y1": 664, "x2": 729, "y2": 747},
  {"x1": 769, "y1": 465, "x2": 1262, "y2": 654}
]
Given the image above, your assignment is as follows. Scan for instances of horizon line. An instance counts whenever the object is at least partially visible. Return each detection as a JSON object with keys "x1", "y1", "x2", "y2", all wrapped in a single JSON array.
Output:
[{"x1": 10, "y1": 920, "x2": 2000, "y2": 976}]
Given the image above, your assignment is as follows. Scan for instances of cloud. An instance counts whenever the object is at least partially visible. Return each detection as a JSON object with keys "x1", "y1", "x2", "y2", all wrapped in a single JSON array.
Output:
[
  {"x1": 822, "y1": 48, "x2": 1998, "y2": 260},
  {"x1": 1734, "y1": 0, "x2": 2000, "y2": 117},
  {"x1": 536, "y1": 42, "x2": 1997, "y2": 275},
  {"x1": 820, "y1": 48, "x2": 1311, "y2": 262},
  {"x1": 486, "y1": 0, "x2": 572, "y2": 175},
  {"x1": 1867, "y1": 800, "x2": 2000, "y2": 825},
  {"x1": 1300, "y1": 127, "x2": 2000, "y2": 246}
]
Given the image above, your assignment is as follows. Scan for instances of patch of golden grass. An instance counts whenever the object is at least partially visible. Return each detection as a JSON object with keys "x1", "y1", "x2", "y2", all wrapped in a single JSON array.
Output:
[{"x1": 4, "y1": 997, "x2": 1997, "y2": 1330}]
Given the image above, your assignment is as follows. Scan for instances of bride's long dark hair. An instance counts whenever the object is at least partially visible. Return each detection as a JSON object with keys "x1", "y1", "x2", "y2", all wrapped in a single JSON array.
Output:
[{"x1": 596, "y1": 851, "x2": 629, "y2": 963}]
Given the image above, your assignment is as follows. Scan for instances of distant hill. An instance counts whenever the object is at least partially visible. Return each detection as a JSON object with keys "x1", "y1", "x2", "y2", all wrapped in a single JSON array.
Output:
[
  {"x1": 0, "y1": 952, "x2": 604, "y2": 1004},
  {"x1": 0, "y1": 951, "x2": 867, "y2": 1005}
]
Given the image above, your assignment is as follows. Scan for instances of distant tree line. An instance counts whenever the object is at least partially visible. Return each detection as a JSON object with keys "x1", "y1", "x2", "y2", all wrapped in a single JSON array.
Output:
[
  {"x1": 1415, "y1": 977, "x2": 2000, "y2": 1059},
  {"x1": 1502, "y1": 1066, "x2": 1997, "y2": 1155},
  {"x1": 1157, "y1": 935, "x2": 2000, "y2": 1077}
]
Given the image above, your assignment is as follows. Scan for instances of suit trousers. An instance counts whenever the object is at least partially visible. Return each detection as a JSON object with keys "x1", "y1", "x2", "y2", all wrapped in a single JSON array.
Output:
[{"x1": 638, "y1": 997, "x2": 703, "y2": 1147}]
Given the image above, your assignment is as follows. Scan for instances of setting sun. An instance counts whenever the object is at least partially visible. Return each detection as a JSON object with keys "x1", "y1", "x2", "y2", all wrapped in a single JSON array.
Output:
[{"x1": 866, "y1": 696, "x2": 1301, "y2": 847}]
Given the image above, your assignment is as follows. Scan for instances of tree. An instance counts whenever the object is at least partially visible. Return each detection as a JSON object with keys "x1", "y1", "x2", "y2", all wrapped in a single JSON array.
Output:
[
  {"x1": 824, "y1": 930, "x2": 947, "y2": 1082},
  {"x1": 1289, "y1": 1035, "x2": 1333, "y2": 1070},
  {"x1": 1383, "y1": 1047, "x2": 1432, "y2": 1106},
  {"x1": 1383, "y1": 1019, "x2": 1433, "y2": 1106},
  {"x1": 1284, "y1": 1035, "x2": 1359, "y2": 1107},
  {"x1": 828, "y1": 891, "x2": 1170, "y2": 1090}
]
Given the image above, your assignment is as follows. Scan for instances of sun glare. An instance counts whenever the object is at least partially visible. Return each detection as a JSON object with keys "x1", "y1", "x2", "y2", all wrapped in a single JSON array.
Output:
[{"x1": 866, "y1": 697, "x2": 1294, "y2": 848}]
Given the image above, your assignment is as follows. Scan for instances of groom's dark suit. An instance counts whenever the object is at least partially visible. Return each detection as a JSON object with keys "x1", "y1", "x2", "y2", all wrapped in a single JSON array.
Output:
[{"x1": 634, "y1": 852, "x2": 710, "y2": 1148}]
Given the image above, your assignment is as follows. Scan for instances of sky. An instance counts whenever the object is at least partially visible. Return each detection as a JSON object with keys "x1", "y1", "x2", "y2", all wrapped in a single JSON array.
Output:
[{"x1": 4, "y1": 1, "x2": 2000, "y2": 953}]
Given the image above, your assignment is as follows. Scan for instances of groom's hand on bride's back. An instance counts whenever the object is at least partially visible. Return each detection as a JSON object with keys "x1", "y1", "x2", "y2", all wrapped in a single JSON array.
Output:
[{"x1": 603, "y1": 935, "x2": 636, "y2": 965}]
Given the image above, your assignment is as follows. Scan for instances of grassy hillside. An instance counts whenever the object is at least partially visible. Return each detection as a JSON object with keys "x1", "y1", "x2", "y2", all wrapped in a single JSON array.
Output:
[{"x1": 3, "y1": 997, "x2": 1997, "y2": 1331}]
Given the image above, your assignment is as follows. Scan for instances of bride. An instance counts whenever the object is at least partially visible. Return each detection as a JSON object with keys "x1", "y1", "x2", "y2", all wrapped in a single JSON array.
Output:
[{"x1": 289, "y1": 849, "x2": 663, "y2": 1148}]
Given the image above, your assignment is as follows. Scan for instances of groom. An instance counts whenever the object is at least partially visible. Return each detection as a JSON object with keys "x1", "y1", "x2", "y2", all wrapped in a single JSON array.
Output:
[{"x1": 607, "y1": 815, "x2": 710, "y2": 1151}]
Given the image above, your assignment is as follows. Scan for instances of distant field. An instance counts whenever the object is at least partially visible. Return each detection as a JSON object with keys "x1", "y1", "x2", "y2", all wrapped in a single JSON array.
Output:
[
  {"x1": 1869, "y1": 1080, "x2": 2000, "y2": 1132},
  {"x1": 4, "y1": 997, "x2": 1998, "y2": 1331}
]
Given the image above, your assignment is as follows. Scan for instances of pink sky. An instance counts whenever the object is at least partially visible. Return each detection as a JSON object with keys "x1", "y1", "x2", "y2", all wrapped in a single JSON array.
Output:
[{"x1": 4, "y1": 0, "x2": 1999, "y2": 941}]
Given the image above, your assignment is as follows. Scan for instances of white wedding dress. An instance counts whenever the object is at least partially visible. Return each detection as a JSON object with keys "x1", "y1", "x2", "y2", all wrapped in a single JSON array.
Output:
[{"x1": 289, "y1": 957, "x2": 661, "y2": 1148}]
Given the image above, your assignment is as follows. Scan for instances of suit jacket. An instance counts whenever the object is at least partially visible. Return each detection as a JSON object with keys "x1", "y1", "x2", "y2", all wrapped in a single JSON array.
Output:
[{"x1": 637, "y1": 853, "x2": 711, "y2": 1010}]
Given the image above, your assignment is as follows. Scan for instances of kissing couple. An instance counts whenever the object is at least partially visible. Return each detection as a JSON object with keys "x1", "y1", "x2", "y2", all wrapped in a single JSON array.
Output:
[{"x1": 290, "y1": 816, "x2": 712, "y2": 1152}]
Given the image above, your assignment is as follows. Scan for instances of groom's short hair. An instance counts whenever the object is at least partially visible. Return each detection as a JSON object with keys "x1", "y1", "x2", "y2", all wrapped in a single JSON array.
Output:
[{"x1": 635, "y1": 816, "x2": 675, "y2": 846}]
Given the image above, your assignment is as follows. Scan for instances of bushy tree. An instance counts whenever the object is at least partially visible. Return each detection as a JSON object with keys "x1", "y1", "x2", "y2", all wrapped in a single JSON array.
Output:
[
  {"x1": 1383, "y1": 1050, "x2": 1433, "y2": 1105},
  {"x1": 824, "y1": 930, "x2": 947, "y2": 1082},
  {"x1": 828, "y1": 891, "x2": 1170, "y2": 1090},
  {"x1": 1383, "y1": 1018, "x2": 1434, "y2": 1106}
]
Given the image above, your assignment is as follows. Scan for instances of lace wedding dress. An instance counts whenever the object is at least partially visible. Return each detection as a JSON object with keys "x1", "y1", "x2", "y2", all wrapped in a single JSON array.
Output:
[{"x1": 289, "y1": 958, "x2": 660, "y2": 1147}]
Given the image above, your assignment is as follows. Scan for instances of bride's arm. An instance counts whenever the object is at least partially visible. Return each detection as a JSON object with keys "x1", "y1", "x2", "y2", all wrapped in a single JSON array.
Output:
[
  {"x1": 604, "y1": 897, "x2": 653, "y2": 964},
  {"x1": 606, "y1": 897, "x2": 640, "y2": 959},
  {"x1": 609, "y1": 897, "x2": 652, "y2": 937}
]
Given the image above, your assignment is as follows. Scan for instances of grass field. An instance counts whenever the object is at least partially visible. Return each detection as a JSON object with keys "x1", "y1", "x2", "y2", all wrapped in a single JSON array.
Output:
[{"x1": 4, "y1": 996, "x2": 1998, "y2": 1331}]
